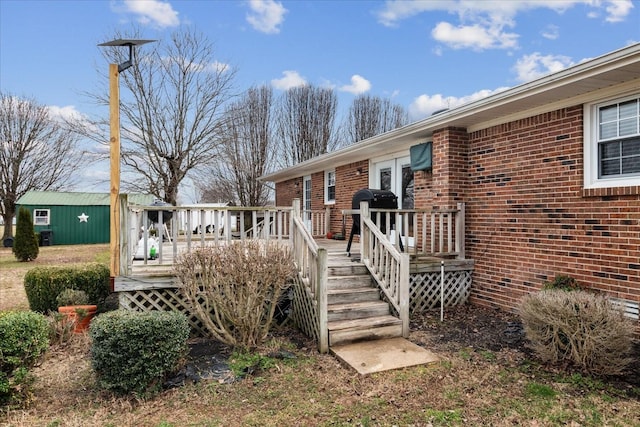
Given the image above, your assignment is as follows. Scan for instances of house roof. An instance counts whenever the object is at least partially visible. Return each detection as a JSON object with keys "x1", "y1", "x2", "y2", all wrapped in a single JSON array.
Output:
[
  {"x1": 17, "y1": 191, "x2": 154, "y2": 206},
  {"x1": 262, "y1": 42, "x2": 640, "y2": 183}
]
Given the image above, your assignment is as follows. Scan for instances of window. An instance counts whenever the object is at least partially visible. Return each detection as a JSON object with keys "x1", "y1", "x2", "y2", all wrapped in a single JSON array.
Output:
[
  {"x1": 34, "y1": 209, "x2": 50, "y2": 226},
  {"x1": 585, "y1": 94, "x2": 640, "y2": 188},
  {"x1": 325, "y1": 170, "x2": 336, "y2": 204}
]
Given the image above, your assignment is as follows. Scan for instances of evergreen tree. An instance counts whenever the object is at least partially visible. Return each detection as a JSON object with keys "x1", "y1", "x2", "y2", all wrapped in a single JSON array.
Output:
[{"x1": 13, "y1": 207, "x2": 39, "y2": 262}]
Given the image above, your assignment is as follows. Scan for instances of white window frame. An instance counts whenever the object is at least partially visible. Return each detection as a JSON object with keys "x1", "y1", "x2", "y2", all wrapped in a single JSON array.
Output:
[
  {"x1": 324, "y1": 169, "x2": 336, "y2": 204},
  {"x1": 584, "y1": 92, "x2": 640, "y2": 189},
  {"x1": 33, "y1": 209, "x2": 50, "y2": 226}
]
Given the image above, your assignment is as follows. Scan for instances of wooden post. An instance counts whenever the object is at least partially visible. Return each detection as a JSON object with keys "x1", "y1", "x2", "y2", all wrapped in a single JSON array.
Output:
[
  {"x1": 109, "y1": 63, "x2": 121, "y2": 280},
  {"x1": 360, "y1": 201, "x2": 369, "y2": 261},
  {"x1": 455, "y1": 202, "x2": 465, "y2": 259},
  {"x1": 400, "y1": 253, "x2": 410, "y2": 337},
  {"x1": 317, "y1": 247, "x2": 328, "y2": 353}
]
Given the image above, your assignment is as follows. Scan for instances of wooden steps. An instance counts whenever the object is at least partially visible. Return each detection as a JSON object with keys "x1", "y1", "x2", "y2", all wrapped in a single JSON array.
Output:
[{"x1": 326, "y1": 253, "x2": 403, "y2": 347}]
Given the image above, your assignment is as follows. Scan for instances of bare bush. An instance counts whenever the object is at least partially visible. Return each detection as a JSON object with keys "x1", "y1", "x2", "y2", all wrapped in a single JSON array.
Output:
[
  {"x1": 174, "y1": 241, "x2": 295, "y2": 349},
  {"x1": 519, "y1": 289, "x2": 635, "y2": 376}
]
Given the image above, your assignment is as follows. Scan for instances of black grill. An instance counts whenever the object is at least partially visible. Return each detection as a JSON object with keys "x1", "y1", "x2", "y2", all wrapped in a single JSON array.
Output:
[{"x1": 347, "y1": 188, "x2": 399, "y2": 255}]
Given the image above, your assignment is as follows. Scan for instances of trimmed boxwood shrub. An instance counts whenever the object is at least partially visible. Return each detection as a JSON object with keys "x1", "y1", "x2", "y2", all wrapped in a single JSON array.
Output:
[
  {"x1": 0, "y1": 310, "x2": 50, "y2": 407},
  {"x1": 89, "y1": 310, "x2": 189, "y2": 396},
  {"x1": 23, "y1": 263, "x2": 110, "y2": 313}
]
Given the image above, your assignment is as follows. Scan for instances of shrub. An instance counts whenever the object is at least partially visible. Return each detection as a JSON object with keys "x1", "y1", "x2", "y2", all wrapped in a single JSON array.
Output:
[
  {"x1": 56, "y1": 289, "x2": 89, "y2": 306},
  {"x1": 519, "y1": 289, "x2": 635, "y2": 376},
  {"x1": 543, "y1": 274, "x2": 582, "y2": 291},
  {"x1": 24, "y1": 263, "x2": 110, "y2": 313},
  {"x1": 174, "y1": 240, "x2": 296, "y2": 349},
  {"x1": 0, "y1": 311, "x2": 49, "y2": 407},
  {"x1": 12, "y1": 207, "x2": 39, "y2": 262},
  {"x1": 89, "y1": 310, "x2": 189, "y2": 396}
]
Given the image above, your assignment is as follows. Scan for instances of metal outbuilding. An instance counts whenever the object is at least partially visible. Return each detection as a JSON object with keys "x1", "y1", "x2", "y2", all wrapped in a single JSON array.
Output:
[{"x1": 16, "y1": 191, "x2": 154, "y2": 245}]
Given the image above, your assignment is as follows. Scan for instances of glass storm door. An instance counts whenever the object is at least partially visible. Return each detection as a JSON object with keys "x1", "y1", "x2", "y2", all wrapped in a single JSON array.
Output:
[{"x1": 303, "y1": 175, "x2": 312, "y2": 230}]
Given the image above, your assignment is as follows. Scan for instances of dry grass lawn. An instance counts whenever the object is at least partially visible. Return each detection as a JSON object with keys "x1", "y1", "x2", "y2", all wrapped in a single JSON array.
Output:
[{"x1": 1, "y1": 243, "x2": 639, "y2": 426}]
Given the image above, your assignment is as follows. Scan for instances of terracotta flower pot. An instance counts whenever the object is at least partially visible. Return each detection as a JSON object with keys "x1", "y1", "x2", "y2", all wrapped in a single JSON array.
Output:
[{"x1": 58, "y1": 305, "x2": 98, "y2": 333}]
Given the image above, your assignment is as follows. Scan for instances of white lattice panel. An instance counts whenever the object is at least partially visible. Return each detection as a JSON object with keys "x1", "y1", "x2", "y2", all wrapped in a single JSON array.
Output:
[
  {"x1": 290, "y1": 275, "x2": 320, "y2": 342},
  {"x1": 119, "y1": 289, "x2": 210, "y2": 336},
  {"x1": 409, "y1": 271, "x2": 471, "y2": 313}
]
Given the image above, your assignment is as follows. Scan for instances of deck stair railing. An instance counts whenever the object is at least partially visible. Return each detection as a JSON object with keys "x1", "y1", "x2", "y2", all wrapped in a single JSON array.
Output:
[
  {"x1": 290, "y1": 199, "x2": 329, "y2": 352},
  {"x1": 358, "y1": 201, "x2": 410, "y2": 337}
]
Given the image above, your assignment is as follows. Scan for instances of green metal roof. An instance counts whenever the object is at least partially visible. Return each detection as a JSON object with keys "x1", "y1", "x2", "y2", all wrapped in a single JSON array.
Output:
[{"x1": 17, "y1": 191, "x2": 154, "y2": 206}]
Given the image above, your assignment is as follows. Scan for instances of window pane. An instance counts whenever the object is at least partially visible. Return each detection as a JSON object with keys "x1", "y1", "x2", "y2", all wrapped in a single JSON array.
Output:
[
  {"x1": 600, "y1": 141, "x2": 620, "y2": 159},
  {"x1": 619, "y1": 118, "x2": 638, "y2": 136},
  {"x1": 622, "y1": 138, "x2": 640, "y2": 156},
  {"x1": 600, "y1": 122, "x2": 617, "y2": 139},
  {"x1": 601, "y1": 159, "x2": 620, "y2": 176},
  {"x1": 619, "y1": 99, "x2": 638, "y2": 119},
  {"x1": 599, "y1": 104, "x2": 617, "y2": 122},
  {"x1": 401, "y1": 165, "x2": 414, "y2": 209},
  {"x1": 622, "y1": 156, "x2": 640, "y2": 174},
  {"x1": 327, "y1": 186, "x2": 335, "y2": 200},
  {"x1": 380, "y1": 168, "x2": 391, "y2": 191}
]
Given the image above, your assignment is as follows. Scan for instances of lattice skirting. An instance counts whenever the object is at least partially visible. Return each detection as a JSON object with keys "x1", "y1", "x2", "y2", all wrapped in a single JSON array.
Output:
[
  {"x1": 117, "y1": 270, "x2": 471, "y2": 338},
  {"x1": 410, "y1": 270, "x2": 472, "y2": 313},
  {"x1": 290, "y1": 275, "x2": 320, "y2": 342},
  {"x1": 119, "y1": 288, "x2": 211, "y2": 337}
]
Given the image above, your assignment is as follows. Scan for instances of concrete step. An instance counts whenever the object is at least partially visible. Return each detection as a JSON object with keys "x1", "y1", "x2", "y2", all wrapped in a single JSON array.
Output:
[
  {"x1": 327, "y1": 275, "x2": 372, "y2": 290},
  {"x1": 330, "y1": 337, "x2": 440, "y2": 375},
  {"x1": 327, "y1": 301, "x2": 389, "y2": 321},
  {"x1": 327, "y1": 287, "x2": 380, "y2": 304}
]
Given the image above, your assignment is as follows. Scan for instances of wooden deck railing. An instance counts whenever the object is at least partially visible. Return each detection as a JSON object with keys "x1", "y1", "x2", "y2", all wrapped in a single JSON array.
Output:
[
  {"x1": 359, "y1": 201, "x2": 410, "y2": 337},
  {"x1": 120, "y1": 197, "x2": 294, "y2": 275},
  {"x1": 291, "y1": 200, "x2": 329, "y2": 353},
  {"x1": 344, "y1": 202, "x2": 466, "y2": 259}
]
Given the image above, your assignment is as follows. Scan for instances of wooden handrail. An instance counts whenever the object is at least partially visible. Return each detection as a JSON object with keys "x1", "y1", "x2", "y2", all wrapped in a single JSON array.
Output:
[
  {"x1": 343, "y1": 204, "x2": 465, "y2": 259},
  {"x1": 291, "y1": 199, "x2": 328, "y2": 353},
  {"x1": 360, "y1": 201, "x2": 410, "y2": 337}
]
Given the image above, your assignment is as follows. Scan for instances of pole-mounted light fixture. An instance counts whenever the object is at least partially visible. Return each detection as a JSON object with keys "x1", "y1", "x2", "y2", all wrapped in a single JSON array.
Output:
[
  {"x1": 98, "y1": 38, "x2": 155, "y2": 72},
  {"x1": 98, "y1": 38, "x2": 155, "y2": 285}
]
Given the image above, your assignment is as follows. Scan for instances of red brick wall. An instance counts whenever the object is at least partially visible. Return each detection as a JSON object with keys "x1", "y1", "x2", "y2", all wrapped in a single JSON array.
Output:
[
  {"x1": 274, "y1": 162, "x2": 369, "y2": 237},
  {"x1": 275, "y1": 178, "x2": 302, "y2": 206},
  {"x1": 465, "y1": 105, "x2": 640, "y2": 312}
]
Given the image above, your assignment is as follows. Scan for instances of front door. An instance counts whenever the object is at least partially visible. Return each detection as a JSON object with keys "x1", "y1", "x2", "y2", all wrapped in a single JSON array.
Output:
[{"x1": 373, "y1": 157, "x2": 414, "y2": 209}]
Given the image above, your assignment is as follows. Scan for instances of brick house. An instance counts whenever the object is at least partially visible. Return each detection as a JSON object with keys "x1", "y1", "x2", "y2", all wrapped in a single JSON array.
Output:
[{"x1": 262, "y1": 43, "x2": 640, "y2": 319}]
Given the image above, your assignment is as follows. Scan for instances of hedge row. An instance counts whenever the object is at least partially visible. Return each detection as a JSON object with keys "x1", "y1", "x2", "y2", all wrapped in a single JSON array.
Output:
[{"x1": 23, "y1": 263, "x2": 110, "y2": 313}]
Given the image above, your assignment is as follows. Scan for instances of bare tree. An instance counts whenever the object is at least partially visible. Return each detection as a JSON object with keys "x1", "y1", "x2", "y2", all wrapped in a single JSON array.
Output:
[
  {"x1": 80, "y1": 27, "x2": 236, "y2": 206},
  {"x1": 0, "y1": 93, "x2": 82, "y2": 240},
  {"x1": 275, "y1": 85, "x2": 338, "y2": 167},
  {"x1": 343, "y1": 94, "x2": 408, "y2": 143},
  {"x1": 198, "y1": 85, "x2": 274, "y2": 206}
]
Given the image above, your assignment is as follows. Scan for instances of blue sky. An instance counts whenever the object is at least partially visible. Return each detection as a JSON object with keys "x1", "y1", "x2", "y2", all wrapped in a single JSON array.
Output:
[{"x1": 1, "y1": 0, "x2": 639, "y2": 197}]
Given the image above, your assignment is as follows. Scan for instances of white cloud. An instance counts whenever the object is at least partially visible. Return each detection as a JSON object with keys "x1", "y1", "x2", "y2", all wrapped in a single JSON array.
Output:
[
  {"x1": 541, "y1": 24, "x2": 559, "y2": 40},
  {"x1": 513, "y1": 52, "x2": 574, "y2": 83},
  {"x1": 271, "y1": 70, "x2": 307, "y2": 90},
  {"x1": 121, "y1": 0, "x2": 180, "y2": 28},
  {"x1": 376, "y1": 0, "x2": 634, "y2": 52},
  {"x1": 408, "y1": 87, "x2": 509, "y2": 120},
  {"x1": 431, "y1": 22, "x2": 518, "y2": 50},
  {"x1": 604, "y1": 0, "x2": 634, "y2": 22},
  {"x1": 339, "y1": 75, "x2": 371, "y2": 95},
  {"x1": 246, "y1": 0, "x2": 287, "y2": 34},
  {"x1": 47, "y1": 105, "x2": 85, "y2": 122}
]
